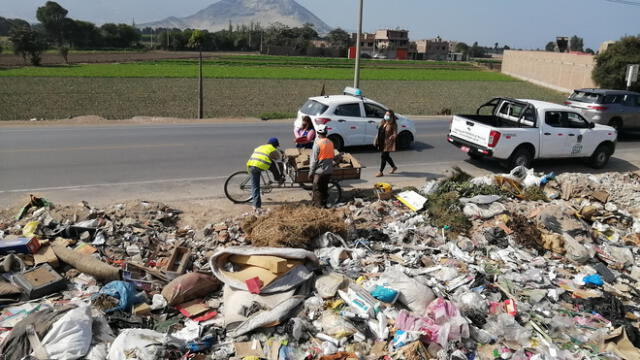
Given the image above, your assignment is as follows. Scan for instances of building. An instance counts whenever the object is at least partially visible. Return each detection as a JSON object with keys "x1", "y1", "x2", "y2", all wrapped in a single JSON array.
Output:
[
  {"x1": 415, "y1": 36, "x2": 450, "y2": 60},
  {"x1": 350, "y1": 29, "x2": 410, "y2": 59},
  {"x1": 599, "y1": 41, "x2": 615, "y2": 54}
]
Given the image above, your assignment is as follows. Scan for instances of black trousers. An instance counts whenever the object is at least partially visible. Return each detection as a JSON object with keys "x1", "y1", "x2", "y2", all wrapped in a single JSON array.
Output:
[
  {"x1": 312, "y1": 174, "x2": 331, "y2": 207},
  {"x1": 380, "y1": 151, "x2": 396, "y2": 172}
]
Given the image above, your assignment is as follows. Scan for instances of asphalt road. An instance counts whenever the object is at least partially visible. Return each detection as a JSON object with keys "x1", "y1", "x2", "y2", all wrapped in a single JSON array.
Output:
[{"x1": 1, "y1": 118, "x2": 640, "y2": 207}]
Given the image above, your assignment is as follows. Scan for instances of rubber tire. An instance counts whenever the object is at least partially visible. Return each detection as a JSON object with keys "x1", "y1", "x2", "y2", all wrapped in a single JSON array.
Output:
[
  {"x1": 396, "y1": 132, "x2": 414, "y2": 150},
  {"x1": 508, "y1": 147, "x2": 533, "y2": 170},
  {"x1": 327, "y1": 182, "x2": 343, "y2": 207},
  {"x1": 328, "y1": 134, "x2": 344, "y2": 151},
  {"x1": 224, "y1": 171, "x2": 254, "y2": 204},
  {"x1": 609, "y1": 118, "x2": 623, "y2": 138},
  {"x1": 589, "y1": 144, "x2": 612, "y2": 169}
]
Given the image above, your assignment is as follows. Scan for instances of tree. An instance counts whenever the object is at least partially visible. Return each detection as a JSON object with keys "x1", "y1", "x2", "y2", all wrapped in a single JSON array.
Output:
[
  {"x1": 469, "y1": 41, "x2": 486, "y2": 58},
  {"x1": 36, "y1": 1, "x2": 68, "y2": 46},
  {"x1": 327, "y1": 28, "x2": 350, "y2": 51},
  {"x1": 188, "y1": 30, "x2": 205, "y2": 119},
  {"x1": 9, "y1": 26, "x2": 48, "y2": 66},
  {"x1": 585, "y1": 48, "x2": 595, "y2": 55},
  {"x1": 545, "y1": 41, "x2": 556, "y2": 52},
  {"x1": 455, "y1": 42, "x2": 469, "y2": 54},
  {"x1": 570, "y1": 35, "x2": 584, "y2": 52},
  {"x1": 0, "y1": 17, "x2": 30, "y2": 36},
  {"x1": 593, "y1": 36, "x2": 640, "y2": 91}
]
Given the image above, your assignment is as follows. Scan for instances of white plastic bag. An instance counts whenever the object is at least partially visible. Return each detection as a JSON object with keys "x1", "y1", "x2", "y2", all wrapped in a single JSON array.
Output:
[
  {"x1": 40, "y1": 304, "x2": 93, "y2": 360},
  {"x1": 107, "y1": 329, "x2": 184, "y2": 360},
  {"x1": 380, "y1": 266, "x2": 435, "y2": 314}
]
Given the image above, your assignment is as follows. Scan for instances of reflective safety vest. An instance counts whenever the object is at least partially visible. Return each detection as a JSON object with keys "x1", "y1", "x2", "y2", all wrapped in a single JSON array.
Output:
[
  {"x1": 317, "y1": 138, "x2": 334, "y2": 161},
  {"x1": 247, "y1": 144, "x2": 276, "y2": 171}
]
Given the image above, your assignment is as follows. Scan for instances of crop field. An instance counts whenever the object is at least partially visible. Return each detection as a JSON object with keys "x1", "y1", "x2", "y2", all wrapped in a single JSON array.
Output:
[
  {"x1": 0, "y1": 78, "x2": 566, "y2": 120},
  {"x1": 0, "y1": 53, "x2": 565, "y2": 120}
]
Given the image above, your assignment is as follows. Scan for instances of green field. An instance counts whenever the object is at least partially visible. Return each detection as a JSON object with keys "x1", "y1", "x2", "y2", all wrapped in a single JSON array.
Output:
[
  {"x1": 0, "y1": 62, "x2": 512, "y2": 81},
  {"x1": 0, "y1": 54, "x2": 565, "y2": 120},
  {"x1": 0, "y1": 78, "x2": 566, "y2": 120}
]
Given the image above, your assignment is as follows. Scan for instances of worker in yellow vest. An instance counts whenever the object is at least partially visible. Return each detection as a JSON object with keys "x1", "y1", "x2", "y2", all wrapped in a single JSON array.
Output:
[
  {"x1": 246, "y1": 138, "x2": 282, "y2": 209},
  {"x1": 309, "y1": 125, "x2": 334, "y2": 207}
]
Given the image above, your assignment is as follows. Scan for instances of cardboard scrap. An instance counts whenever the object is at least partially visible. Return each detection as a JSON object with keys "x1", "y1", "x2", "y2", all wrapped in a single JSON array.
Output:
[
  {"x1": 395, "y1": 191, "x2": 427, "y2": 211},
  {"x1": 33, "y1": 245, "x2": 59, "y2": 267},
  {"x1": 234, "y1": 340, "x2": 265, "y2": 358},
  {"x1": 176, "y1": 299, "x2": 210, "y2": 318},
  {"x1": 591, "y1": 191, "x2": 610, "y2": 204},
  {"x1": 74, "y1": 242, "x2": 97, "y2": 255},
  {"x1": 229, "y1": 255, "x2": 290, "y2": 274},
  {"x1": 133, "y1": 303, "x2": 151, "y2": 316}
]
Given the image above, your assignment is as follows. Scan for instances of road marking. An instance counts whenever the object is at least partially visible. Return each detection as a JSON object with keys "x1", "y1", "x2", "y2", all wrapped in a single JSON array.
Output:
[
  {"x1": 0, "y1": 143, "x2": 186, "y2": 153},
  {"x1": 0, "y1": 175, "x2": 230, "y2": 194}
]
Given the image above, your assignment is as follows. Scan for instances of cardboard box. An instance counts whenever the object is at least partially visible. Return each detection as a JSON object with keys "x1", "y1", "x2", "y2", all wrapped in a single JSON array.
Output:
[
  {"x1": 133, "y1": 303, "x2": 152, "y2": 316},
  {"x1": 14, "y1": 264, "x2": 66, "y2": 299},
  {"x1": 0, "y1": 237, "x2": 41, "y2": 255},
  {"x1": 163, "y1": 246, "x2": 192, "y2": 274},
  {"x1": 33, "y1": 245, "x2": 59, "y2": 267}
]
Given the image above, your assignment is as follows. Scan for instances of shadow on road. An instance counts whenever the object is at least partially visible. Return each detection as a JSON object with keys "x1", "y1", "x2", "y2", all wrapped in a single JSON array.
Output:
[
  {"x1": 465, "y1": 156, "x2": 639, "y2": 175},
  {"x1": 343, "y1": 141, "x2": 434, "y2": 154}
]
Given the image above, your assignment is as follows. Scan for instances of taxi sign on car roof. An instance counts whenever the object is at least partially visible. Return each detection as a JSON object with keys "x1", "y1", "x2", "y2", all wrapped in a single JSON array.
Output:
[{"x1": 343, "y1": 87, "x2": 363, "y2": 97}]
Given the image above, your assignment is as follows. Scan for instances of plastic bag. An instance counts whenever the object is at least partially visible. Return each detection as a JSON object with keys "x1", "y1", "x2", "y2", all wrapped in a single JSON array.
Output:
[
  {"x1": 562, "y1": 233, "x2": 592, "y2": 263},
  {"x1": 93, "y1": 281, "x2": 143, "y2": 313},
  {"x1": 320, "y1": 310, "x2": 357, "y2": 338},
  {"x1": 40, "y1": 304, "x2": 93, "y2": 360},
  {"x1": 315, "y1": 273, "x2": 346, "y2": 299},
  {"x1": 463, "y1": 202, "x2": 506, "y2": 219},
  {"x1": 161, "y1": 272, "x2": 221, "y2": 306},
  {"x1": 380, "y1": 266, "x2": 435, "y2": 315},
  {"x1": 107, "y1": 329, "x2": 185, "y2": 360}
]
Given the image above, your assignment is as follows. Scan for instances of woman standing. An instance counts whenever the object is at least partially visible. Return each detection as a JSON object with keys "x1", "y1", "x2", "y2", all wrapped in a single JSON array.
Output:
[
  {"x1": 374, "y1": 110, "x2": 398, "y2": 177},
  {"x1": 294, "y1": 116, "x2": 316, "y2": 149}
]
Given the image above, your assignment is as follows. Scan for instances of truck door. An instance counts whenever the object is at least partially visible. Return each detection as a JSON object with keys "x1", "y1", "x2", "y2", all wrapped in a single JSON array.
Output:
[
  {"x1": 363, "y1": 102, "x2": 387, "y2": 144},
  {"x1": 333, "y1": 102, "x2": 365, "y2": 145},
  {"x1": 564, "y1": 112, "x2": 596, "y2": 156},
  {"x1": 540, "y1": 111, "x2": 572, "y2": 158}
]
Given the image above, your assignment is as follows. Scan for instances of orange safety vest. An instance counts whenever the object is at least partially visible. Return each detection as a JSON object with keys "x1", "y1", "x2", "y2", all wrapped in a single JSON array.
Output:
[{"x1": 317, "y1": 138, "x2": 334, "y2": 160}]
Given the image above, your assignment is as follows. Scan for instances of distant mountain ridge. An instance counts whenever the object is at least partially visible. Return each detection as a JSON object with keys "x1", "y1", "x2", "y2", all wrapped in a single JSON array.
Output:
[{"x1": 140, "y1": 0, "x2": 332, "y2": 33}]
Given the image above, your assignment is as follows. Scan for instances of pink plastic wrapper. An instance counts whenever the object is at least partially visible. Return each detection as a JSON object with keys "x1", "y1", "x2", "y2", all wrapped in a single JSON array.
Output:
[{"x1": 395, "y1": 298, "x2": 470, "y2": 348}]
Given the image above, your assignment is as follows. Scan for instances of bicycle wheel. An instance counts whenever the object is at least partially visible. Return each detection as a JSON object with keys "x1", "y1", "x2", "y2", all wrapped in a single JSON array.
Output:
[
  {"x1": 224, "y1": 171, "x2": 253, "y2": 203},
  {"x1": 327, "y1": 182, "x2": 343, "y2": 207}
]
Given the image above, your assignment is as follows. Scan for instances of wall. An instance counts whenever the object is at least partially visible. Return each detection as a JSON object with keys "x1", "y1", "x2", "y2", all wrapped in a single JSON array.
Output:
[{"x1": 501, "y1": 50, "x2": 596, "y2": 93}]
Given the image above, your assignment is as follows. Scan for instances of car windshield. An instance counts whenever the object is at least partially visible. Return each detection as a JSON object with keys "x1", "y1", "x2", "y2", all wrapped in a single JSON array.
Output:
[
  {"x1": 569, "y1": 91, "x2": 602, "y2": 104},
  {"x1": 300, "y1": 100, "x2": 329, "y2": 116}
]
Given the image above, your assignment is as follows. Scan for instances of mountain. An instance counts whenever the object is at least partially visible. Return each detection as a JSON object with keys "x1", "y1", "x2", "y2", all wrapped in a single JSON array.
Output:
[{"x1": 140, "y1": 0, "x2": 332, "y2": 34}]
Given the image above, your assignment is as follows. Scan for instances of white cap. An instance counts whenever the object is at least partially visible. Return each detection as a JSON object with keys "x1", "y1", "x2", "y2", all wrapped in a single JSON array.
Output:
[{"x1": 316, "y1": 124, "x2": 328, "y2": 135}]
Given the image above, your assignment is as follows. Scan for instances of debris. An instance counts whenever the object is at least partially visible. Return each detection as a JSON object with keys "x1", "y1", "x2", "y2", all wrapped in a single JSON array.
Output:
[
  {"x1": 0, "y1": 236, "x2": 41, "y2": 255},
  {"x1": 161, "y1": 272, "x2": 221, "y2": 306},
  {"x1": 13, "y1": 264, "x2": 66, "y2": 299}
]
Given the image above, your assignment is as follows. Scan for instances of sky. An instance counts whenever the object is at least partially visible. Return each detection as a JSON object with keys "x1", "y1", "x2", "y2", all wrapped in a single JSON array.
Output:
[{"x1": 2, "y1": 0, "x2": 639, "y2": 50}]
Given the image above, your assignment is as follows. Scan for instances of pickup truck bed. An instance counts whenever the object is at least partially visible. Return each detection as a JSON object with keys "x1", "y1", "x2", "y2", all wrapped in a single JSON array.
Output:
[{"x1": 456, "y1": 115, "x2": 532, "y2": 128}]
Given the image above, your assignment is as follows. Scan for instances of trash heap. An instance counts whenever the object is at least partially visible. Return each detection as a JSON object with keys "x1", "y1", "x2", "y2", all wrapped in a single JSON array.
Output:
[{"x1": 1, "y1": 167, "x2": 640, "y2": 359}]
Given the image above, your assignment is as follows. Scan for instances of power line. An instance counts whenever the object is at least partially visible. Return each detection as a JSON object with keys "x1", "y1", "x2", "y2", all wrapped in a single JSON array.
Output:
[{"x1": 604, "y1": 0, "x2": 640, "y2": 6}]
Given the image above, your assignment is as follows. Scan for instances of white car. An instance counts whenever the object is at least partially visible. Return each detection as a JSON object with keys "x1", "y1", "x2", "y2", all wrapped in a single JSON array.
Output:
[
  {"x1": 294, "y1": 87, "x2": 417, "y2": 150},
  {"x1": 448, "y1": 97, "x2": 617, "y2": 169}
]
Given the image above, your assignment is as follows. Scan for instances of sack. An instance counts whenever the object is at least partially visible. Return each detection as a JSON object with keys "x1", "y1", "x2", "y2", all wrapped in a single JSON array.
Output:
[{"x1": 162, "y1": 272, "x2": 221, "y2": 306}]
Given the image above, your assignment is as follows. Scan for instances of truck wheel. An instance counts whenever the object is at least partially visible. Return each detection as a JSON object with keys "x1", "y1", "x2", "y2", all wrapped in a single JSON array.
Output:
[
  {"x1": 396, "y1": 132, "x2": 413, "y2": 150},
  {"x1": 608, "y1": 118, "x2": 623, "y2": 137},
  {"x1": 508, "y1": 147, "x2": 533, "y2": 169},
  {"x1": 589, "y1": 144, "x2": 612, "y2": 169},
  {"x1": 328, "y1": 134, "x2": 344, "y2": 151}
]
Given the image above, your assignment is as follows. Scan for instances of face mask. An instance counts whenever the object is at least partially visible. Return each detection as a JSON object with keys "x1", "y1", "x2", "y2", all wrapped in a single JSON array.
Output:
[{"x1": 384, "y1": 115, "x2": 391, "y2": 121}]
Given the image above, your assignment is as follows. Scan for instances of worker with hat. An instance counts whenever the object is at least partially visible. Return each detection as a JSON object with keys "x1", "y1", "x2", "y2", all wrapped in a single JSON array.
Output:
[
  {"x1": 309, "y1": 125, "x2": 335, "y2": 207},
  {"x1": 246, "y1": 137, "x2": 283, "y2": 209}
]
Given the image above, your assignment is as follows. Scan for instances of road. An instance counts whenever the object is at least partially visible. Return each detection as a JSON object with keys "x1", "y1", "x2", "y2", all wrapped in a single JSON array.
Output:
[{"x1": 1, "y1": 118, "x2": 640, "y2": 207}]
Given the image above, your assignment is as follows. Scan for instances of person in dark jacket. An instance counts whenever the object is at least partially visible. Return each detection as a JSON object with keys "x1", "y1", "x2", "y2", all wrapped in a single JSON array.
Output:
[{"x1": 374, "y1": 110, "x2": 398, "y2": 177}]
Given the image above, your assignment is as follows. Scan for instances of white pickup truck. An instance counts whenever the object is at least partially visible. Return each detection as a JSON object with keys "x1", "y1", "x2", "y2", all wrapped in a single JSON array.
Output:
[{"x1": 448, "y1": 98, "x2": 618, "y2": 169}]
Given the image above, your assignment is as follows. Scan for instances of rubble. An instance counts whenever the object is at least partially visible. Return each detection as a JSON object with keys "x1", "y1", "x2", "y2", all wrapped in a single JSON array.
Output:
[{"x1": 0, "y1": 168, "x2": 639, "y2": 359}]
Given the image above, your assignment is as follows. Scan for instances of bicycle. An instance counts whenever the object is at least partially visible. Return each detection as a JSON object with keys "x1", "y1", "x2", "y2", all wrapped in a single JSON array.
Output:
[{"x1": 224, "y1": 159, "x2": 343, "y2": 206}]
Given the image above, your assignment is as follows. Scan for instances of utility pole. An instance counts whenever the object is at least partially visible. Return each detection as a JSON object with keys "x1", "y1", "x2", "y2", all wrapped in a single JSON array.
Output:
[
  {"x1": 198, "y1": 46, "x2": 203, "y2": 119},
  {"x1": 353, "y1": 0, "x2": 364, "y2": 89}
]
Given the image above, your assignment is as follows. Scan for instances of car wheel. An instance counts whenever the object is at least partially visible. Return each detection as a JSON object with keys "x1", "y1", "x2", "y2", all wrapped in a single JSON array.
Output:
[
  {"x1": 396, "y1": 132, "x2": 414, "y2": 150},
  {"x1": 608, "y1": 118, "x2": 623, "y2": 138},
  {"x1": 589, "y1": 144, "x2": 612, "y2": 169},
  {"x1": 328, "y1": 134, "x2": 344, "y2": 151},
  {"x1": 508, "y1": 147, "x2": 533, "y2": 170}
]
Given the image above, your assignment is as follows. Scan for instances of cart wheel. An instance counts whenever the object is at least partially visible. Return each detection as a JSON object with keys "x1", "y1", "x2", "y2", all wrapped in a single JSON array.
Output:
[
  {"x1": 224, "y1": 171, "x2": 254, "y2": 203},
  {"x1": 327, "y1": 182, "x2": 343, "y2": 206},
  {"x1": 298, "y1": 182, "x2": 313, "y2": 190}
]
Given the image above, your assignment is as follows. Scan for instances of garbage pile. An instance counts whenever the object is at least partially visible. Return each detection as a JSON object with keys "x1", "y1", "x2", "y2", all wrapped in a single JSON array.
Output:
[{"x1": 1, "y1": 167, "x2": 640, "y2": 359}]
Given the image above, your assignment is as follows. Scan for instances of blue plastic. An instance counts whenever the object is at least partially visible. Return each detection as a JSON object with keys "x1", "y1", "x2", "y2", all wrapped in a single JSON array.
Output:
[
  {"x1": 370, "y1": 285, "x2": 399, "y2": 303},
  {"x1": 583, "y1": 274, "x2": 604, "y2": 286},
  {"x1": 187, "y1": 336, "x2": 215, "y2": 352},
  {"x1": 540, "y1": 172, "x2": 556, "y2": 185},
  {"x1": 93, "y1": 281, "x2": 144, "y2": 313}
]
